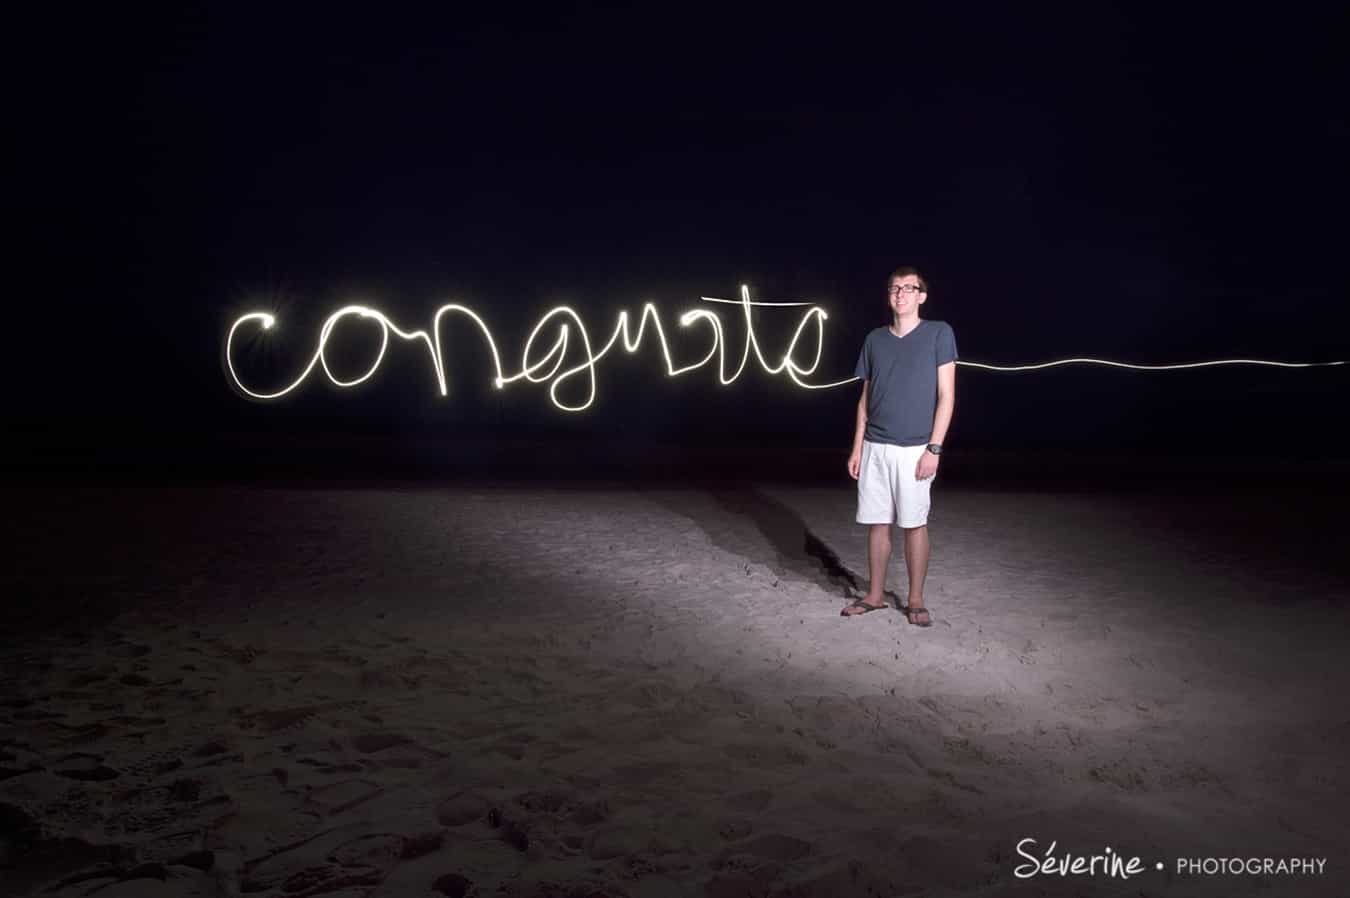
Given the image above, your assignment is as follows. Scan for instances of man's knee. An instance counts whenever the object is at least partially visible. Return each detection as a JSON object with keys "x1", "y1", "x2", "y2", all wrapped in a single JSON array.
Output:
[{"x1": 901, "y1": 523, "x2": 927, "y2": 531}]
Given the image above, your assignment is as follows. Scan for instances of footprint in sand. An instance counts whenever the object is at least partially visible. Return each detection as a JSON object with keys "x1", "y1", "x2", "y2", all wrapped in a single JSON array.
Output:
[
  {"x1": 436, "y1": 791, "x2": 490, "y2": 827},
  {"x1": 123, "y1": 748, "x2": 185, "y2": 778},
  {"x1": 274, "y1": 863, "x2": 384, "y2": 896},
  {"x1": 0, "y1": 745, "x2": 42, "y2": 782},
  {"x1": 351, "y1": 732, "x2": 409, "y2": 754},
  {"x1": 713, "y1": 832, "x2": 814, "y2": 876},
  {"x1": 305, "y1": 779, "x2": 384, "y2": 815},
  {"x1": 475, "y1": 788, "x2": 621, "y2": 861},
  {"x1": 238, "y1": 701, "x2": 353, "y2": 734},
  {"x1": 297, "y1": 756, "x2": 364, "y2": 775},
  {"x1": 53, "y1": 752, "x2": 119, "y2": 781},
  {"x1": 720, "y1": 740, "x2": 809, "y2": 768},
  {"x1": 724, "y1": 789, "x2": 772, "y2": 813},
  {"x1": 717, "y1": 818, "x2": 753, "y2": 840},
  {"x1": 329, "y1": 832, "x2": 403, "y2": 868},
  {"x1": 11, "y1": 707, "x2": 65, "y2": 721},
  {"x1": 193, "y1": 739, "x2": 230, "y2": 758},
  {"x1": 586, "y1": 825, "x2": 653, "y2": 860},
  {"x1": 431, "y1": 872, "x2": 475, "y2": 897},
  {"x1": 107, "y1": 641, "x2": 152, "y2": 659},
  {"x1": 240, "y1": 826, "x2": 441, "y2": 894}
]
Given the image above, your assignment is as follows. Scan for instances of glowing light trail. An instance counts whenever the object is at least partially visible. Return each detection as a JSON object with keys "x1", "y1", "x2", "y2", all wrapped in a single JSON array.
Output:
[
  {"x1": 959, "y1": 358, "x2": 1345, "y2": 371},
  {"x1": 225, "y1": 286, "x2": 1346, "y2": 411}
]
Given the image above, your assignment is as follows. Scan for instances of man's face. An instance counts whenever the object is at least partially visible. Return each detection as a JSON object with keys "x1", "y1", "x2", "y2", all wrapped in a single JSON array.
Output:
[{"x1": 888, "y1": 275, "x2": 927, "y2": 316}]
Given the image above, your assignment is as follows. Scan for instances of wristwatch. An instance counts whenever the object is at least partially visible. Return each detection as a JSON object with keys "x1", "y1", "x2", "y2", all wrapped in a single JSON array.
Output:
[{"x1": 926, "y1": 443, "x2": 943, "y2": 456}]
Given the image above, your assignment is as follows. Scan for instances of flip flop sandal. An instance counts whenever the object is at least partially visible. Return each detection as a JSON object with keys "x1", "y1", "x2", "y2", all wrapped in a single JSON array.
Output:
[
  {"x1": 903, "y1": 606, "x2": 933, "y2": 627},
  {"x1": 841, "y1": 598, "x2": 889, "y2": 616}
]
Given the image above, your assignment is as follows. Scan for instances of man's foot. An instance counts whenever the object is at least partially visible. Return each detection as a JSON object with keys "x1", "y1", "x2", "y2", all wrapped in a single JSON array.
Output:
[
  {"x1": 903, "y1": 604, "x2": 932, "y2": 627},
  {"x1": 841, "y1": 595, "x2": 888, "y2": 616}
]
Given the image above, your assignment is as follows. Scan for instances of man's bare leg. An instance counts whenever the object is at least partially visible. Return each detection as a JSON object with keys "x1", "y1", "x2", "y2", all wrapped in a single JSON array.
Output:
[
  {"x1": 902, "y1": 524, "x2": 931, "y2": 623},
  {"x1": 842, "y1": 523, "x2": 891, "y2": 614}
]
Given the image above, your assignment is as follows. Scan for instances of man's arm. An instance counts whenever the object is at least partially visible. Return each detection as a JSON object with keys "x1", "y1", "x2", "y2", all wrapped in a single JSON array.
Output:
[
  {"x1": 928, "y1": 361, "x2": 956, "y2": 445},
  {"x1": 852, "y1": 379, "x2": 869, "y2": 453}
]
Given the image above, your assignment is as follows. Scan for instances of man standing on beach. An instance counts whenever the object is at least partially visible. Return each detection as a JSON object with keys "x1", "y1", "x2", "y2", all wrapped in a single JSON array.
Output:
[{"x1": 842, "y1": 267, "x2": 958, "y2": 625}]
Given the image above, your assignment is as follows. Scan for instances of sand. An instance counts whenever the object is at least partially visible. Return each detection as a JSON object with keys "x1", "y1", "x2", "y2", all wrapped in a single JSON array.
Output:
[{"x1": 2, "y1": 481, "x2": 1347, "y2": 897}]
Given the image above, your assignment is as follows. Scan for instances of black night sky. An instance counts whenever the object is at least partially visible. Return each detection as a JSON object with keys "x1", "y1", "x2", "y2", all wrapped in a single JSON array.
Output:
[{"x1": 13, "y1": 5, "x2": 1349, "y2": 477}]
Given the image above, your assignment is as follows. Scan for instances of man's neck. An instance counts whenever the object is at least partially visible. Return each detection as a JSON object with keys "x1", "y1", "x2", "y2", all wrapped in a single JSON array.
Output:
[{"x1": 890, "y1": 313, "x2": 921, "y2": 335}]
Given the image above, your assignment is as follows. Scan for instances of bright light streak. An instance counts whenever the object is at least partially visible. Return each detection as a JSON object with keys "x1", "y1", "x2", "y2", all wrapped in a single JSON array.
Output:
[
  {"x1": 226, "y1": 286, "x2": 858, "y2": 410},
  {"x1": 960, "y1": 358, "x2": 1345, "y2": 371},
  {"x1": 225, "y1": 288, "x2": 1347, "y2": 411}
]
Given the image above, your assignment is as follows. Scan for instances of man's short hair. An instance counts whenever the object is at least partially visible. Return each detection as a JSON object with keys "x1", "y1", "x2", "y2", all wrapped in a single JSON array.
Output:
[{"x1": 888, "y1": 266, "x2": 929, "y2": 293}]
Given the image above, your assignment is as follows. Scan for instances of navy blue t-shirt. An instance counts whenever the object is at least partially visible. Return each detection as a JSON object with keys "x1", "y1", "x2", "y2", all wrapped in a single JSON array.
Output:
[{"x1": 854, "y1": 320, "x2": 959, "y2": 447}]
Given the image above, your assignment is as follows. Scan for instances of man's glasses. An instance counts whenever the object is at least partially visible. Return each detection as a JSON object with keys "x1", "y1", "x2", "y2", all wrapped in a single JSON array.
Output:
[{"x1": 888, "y1": 284, "x2": 924, "y2": 295}]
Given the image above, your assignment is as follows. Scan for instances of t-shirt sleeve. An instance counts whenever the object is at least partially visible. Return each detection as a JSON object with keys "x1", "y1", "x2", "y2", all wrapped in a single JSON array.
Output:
[
  {"x1": 936, "y1": 323, "x2": 959, "y2": 366},
  {"x1": 854, "y1": 334, "x2": 871, "y2": 380}
]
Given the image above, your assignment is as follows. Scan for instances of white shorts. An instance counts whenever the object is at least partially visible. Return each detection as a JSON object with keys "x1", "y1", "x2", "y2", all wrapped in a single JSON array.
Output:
[{"x1": 856, "y1": 440, "x2": 935, "y2": 528}]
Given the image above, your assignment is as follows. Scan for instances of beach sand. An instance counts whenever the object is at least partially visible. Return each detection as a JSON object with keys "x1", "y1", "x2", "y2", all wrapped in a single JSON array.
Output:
[{"x1": 2, "y1": 481, "x2": 1347, "y2": 897}]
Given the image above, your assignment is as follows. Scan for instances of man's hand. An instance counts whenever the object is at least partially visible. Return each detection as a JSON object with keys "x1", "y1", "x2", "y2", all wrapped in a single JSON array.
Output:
[
  {"x1": 848, "y1": 449, "x2": 861, "y2": 480},
  {"x1": 915, "y1": 451, "x2": 939, "y2": 481}
]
